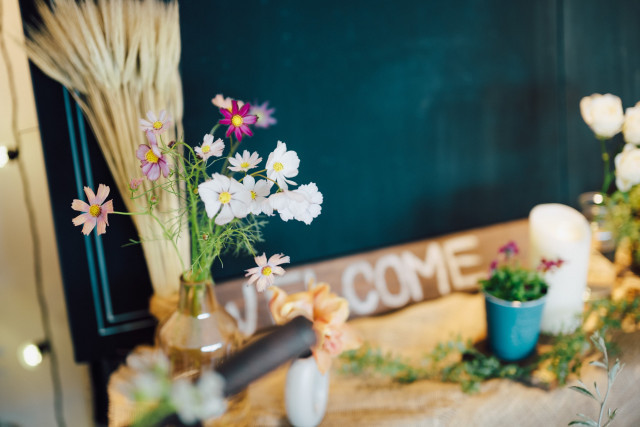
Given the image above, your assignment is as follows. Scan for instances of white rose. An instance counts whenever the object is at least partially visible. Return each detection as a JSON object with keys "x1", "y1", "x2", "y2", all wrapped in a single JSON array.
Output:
[
  {"x1": 623, "y1": 102, "x2": 640, "y2": 144},
  {"x1": 580, "y1": 93, "x2": 624, "y2": 139},
  {"x1": 615, "y1": 144, "x2": 640, "y2": 191}
]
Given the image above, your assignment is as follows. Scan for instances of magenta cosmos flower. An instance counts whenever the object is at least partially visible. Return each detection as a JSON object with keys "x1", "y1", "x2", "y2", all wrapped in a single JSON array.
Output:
[
  {"x1": 137, "y1": 131, "x2": 170, "y2": 181},
  {"x1": 71, "y1": 184, "x2": 114, "y2": 235},
  {"x1": 219, "y1": 100, "x2": 257, "y2": 141}
]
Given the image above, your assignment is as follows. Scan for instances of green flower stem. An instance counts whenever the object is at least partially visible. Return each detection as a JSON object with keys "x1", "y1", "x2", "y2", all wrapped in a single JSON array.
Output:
[
  {"x1": 148, "y1": 210, "x2": 186, "y2": 273},
  {"x1": 600, "y1": 137, "x2": 613, "y2": 195},
  {"x1": 131, "y1": 400, "x2": 176, "y2": 427},
  {"x1": 221, "y1": 135, "x2": 239, "y2": 173},
  {"x1": 252, "y1": 173, "x2": 281, "y2": 190},
  {"x1": 209, "y1": 123, "x2": 221, "y2": 135},
  {"x1": 112, "y1": 210, "x2": 146, "y2": 216}
]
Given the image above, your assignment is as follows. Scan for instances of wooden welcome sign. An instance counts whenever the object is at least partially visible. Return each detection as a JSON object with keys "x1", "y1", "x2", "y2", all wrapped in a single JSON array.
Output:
[{"x1": 215, "y1": 219, "x2": 529, "y2": 336}]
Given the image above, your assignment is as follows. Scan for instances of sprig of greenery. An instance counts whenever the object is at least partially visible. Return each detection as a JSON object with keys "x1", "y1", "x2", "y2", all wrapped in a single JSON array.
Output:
[
  {"x1": 340, "y1": 337, "x2": 527, "y2": 394},
  {"x1": 339, "y1": 295, "x2": 639, "y2": 394},
  {"x1": 569, "y1": 333, "x2": 623, "y2": 427}
]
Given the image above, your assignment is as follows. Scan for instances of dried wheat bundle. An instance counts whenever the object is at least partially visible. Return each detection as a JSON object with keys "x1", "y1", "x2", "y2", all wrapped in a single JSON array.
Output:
[{"x1": 25, "y1": 0, "x2": 189, "y2": 296}]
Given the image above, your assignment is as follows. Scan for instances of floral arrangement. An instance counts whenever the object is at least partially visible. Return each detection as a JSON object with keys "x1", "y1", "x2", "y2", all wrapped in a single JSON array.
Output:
[
  {"x1": 580, "y1": 93, "x2": 640, "y2": 267},
  {"x1": 71, "y1": 94, "x2": 323, "y2": 286},
  {"x1": 479, "y1": 241, "x2": 562, "y2": 302},
  {"x1": 269, "y1": 282, "x2": 361, "y2": 373}
]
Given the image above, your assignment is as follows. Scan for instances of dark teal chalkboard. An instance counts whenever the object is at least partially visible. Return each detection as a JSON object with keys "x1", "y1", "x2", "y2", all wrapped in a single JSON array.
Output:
[{"x1": 181, "y1": 0, "x2": 568, "y2": 278}]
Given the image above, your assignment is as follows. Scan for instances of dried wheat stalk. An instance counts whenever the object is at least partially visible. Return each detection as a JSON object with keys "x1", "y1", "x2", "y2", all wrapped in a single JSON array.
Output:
[{"x1": 25, "y1": 0, "x2": 189, "y2": 296}]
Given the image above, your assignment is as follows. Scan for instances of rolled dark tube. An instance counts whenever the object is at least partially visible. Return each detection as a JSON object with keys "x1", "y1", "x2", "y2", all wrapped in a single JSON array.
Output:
[{"x1": 217, "y1": 316, "x2": 317, "y2": 397}]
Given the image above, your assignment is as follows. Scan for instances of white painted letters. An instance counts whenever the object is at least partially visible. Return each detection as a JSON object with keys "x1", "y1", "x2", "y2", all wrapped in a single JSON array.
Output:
[
  {"x1": 401, "y1": 243, "x2": 450, "y2": 296},
  {"x1": 442, "y1": 235, "x2": 483, "y2": 289},
  {"x1": 374, "y1": 254, "x2": 410, "y2": 308},
  {"x1": 341, "y1": 261, "x2": 379, "y2": 314}
]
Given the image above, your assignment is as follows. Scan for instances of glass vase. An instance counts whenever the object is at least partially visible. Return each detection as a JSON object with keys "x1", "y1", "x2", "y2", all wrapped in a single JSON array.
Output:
[{"x1": 156, "y1": 276, "x2": 250, "y2": 424}]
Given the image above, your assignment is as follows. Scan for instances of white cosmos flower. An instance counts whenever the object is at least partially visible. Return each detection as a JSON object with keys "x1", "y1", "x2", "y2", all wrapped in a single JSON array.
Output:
[
  {"x1": 623, "y1": 102, "x2": 640, "y2": 145},
  {"x1": 195, "y1": 134, "x2": 224, "y2": 160},
  {"x1": 170, "y1": 371, "x2": 226, "y2": 425},
  {"x1": 198, "y1": 174, "x2": 251, "y2": 225},
  {"x1": 269, "y1": 183, "x2": 323, "y2": 225},
  {"x1": 242, "y1": 175, "x2": 273, "y2": 215},
  {"x1": 245, "y1": 253, "x2": 290, "y2": 291},
  {"x1": 615, "y1": 144, "x2": 640, "y2": 191},
  {"x1": 228, "y1": 150, "x2": 262, "y2": 172},
  {"x1": 580, "y1": 93, "x2": 624, "y2": 139},
  {"x1": 139, "y1": 110, "x2": 172, "y2": 134},
  {"x1": 116, "y1": 348, "x2": 170, "y2": 401},
  {"x1": 266, "y1": 140, "x2": 300, "y2": 190}
]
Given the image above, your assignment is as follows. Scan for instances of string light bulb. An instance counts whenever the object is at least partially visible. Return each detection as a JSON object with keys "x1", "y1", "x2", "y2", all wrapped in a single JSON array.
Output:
[
  {"x1": 0, "y1": 145, "x2": 19, "y2": 168},
  {"x1": 17, "y1": 340, "x2": 50, "y2": 370}
]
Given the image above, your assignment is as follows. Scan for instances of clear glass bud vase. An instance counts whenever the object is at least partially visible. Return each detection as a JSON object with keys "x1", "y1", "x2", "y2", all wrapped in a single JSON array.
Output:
[{"x1": 157, "y1": 276, "x2": 249, "y2": 423}]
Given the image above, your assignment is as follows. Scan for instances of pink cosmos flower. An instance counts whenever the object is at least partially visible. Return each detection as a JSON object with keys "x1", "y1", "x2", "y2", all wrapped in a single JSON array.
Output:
[
  {"x1": 71, "y1": 184, "x2": 114, "y2": 235},
  {"x1": 195, "y1": 134, "x2": 225, "y2": 160},
  {"x1": 129, "y1": 177, "x2": 144, "y2": 191},
  {"x1": 245, "y1": 253, "x2": 290, "y2": 292},
  {"x1": 211, "y1": 94, "x2": 245, "y2": 111},
  {"x1": 137, "y1": 131, "x2": 170, "y2": 181},
  {"x1": 219, "y1": 100, "x2": 257, "y2": 142},
  {"x1": 269, "y1": 282, "x2": 361, "y2": 373},
  {"x1": 249, "y1": 101, "x2": 277, "y2": 129},
  {"x1": 139, "y1": 110, "x2": 172, "y2": 134}
]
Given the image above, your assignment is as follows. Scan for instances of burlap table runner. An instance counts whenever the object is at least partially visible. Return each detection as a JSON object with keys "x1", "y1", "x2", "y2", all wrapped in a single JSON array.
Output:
[
  {"x1": 109, "y1": 249, "x2": 640, "y2": 426},
  {"x1": 246, "y1": 292, "x2": 640, "y2": 426}
]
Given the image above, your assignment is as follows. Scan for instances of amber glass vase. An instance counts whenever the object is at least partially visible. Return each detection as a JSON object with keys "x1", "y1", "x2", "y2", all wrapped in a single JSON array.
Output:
[{"x1": 157, "y1": 276, "x2": 250, "y2": 424}]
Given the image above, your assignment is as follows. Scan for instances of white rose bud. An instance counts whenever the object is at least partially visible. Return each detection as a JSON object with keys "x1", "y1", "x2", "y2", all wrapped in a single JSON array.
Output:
[
  {"x1": 580, "y1": 93, "x2": 624, "y2": 139},
  {"x1": 615, "y1": 144, "x2": 640, "y2": 191},
  {"x1": 623, "y1": 102, "x2": 640, "y2": 144}
]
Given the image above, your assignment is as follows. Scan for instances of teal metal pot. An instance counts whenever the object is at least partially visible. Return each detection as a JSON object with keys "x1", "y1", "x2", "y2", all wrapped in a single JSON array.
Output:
[{"x1": 484, "y1": 292, "x2": 546, "y2": 361}]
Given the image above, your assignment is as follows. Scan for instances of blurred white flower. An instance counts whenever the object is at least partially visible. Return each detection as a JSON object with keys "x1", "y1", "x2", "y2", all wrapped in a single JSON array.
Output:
[
  {"x1": 170, "y1": 371, "x2": 226, "y2": 424},
  {"x1": 116, "y1": 348, "x2": 170, "y2": 402},
  {"x1": 580, "y1": 93, "x2": 624, "y2": 139},
  {"x1": 198, "y1": 174, "x2": 251, "y2": 225},
  {"x1": 266, "y1": 141, "x2": 299, "y2": 190},
  {"x1": 269, "y1": 183, "x2": 323, "y2": 225},
  {"x1": 623, "y1": 102, "x2": 640, "y2": 144},
  {"x1": 615, "y1": 144, "x2": 640, "y2": 191}
]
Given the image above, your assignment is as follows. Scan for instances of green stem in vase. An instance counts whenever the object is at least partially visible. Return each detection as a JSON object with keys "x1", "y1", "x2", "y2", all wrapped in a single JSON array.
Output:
[{"x1": 599, "y1": 137, "x2": 612, "y2": 196}]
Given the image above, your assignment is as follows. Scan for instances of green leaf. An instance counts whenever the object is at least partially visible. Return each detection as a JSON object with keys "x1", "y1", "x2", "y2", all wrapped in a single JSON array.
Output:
[
  {"x1": 590, "y1": 333, "x2": 607, "y2": 355},
  {"x1": 608, "y1": 360, "x2": 623, "y2": 383},
  {"x1": 589, "y1": 360, "x2": 607, "y2": 370},
  {"x1": 569, "y1": 386, "x2": 597, "y2": 401}
]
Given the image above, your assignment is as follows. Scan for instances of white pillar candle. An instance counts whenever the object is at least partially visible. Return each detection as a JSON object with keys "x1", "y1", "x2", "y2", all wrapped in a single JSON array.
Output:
[{"x1": 529, "y1": 204, "x2": 591, "y2": 334}]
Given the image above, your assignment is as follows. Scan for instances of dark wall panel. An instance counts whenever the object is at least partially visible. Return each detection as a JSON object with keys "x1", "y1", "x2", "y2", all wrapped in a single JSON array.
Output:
[{"x1": 181, "y1": 0, "x2": 564, "y2": 277}]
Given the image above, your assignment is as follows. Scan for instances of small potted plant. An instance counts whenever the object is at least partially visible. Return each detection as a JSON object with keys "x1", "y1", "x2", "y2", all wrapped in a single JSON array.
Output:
[{"x1": 480, "y1": 241, "x2": 562, "y2": 361}]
